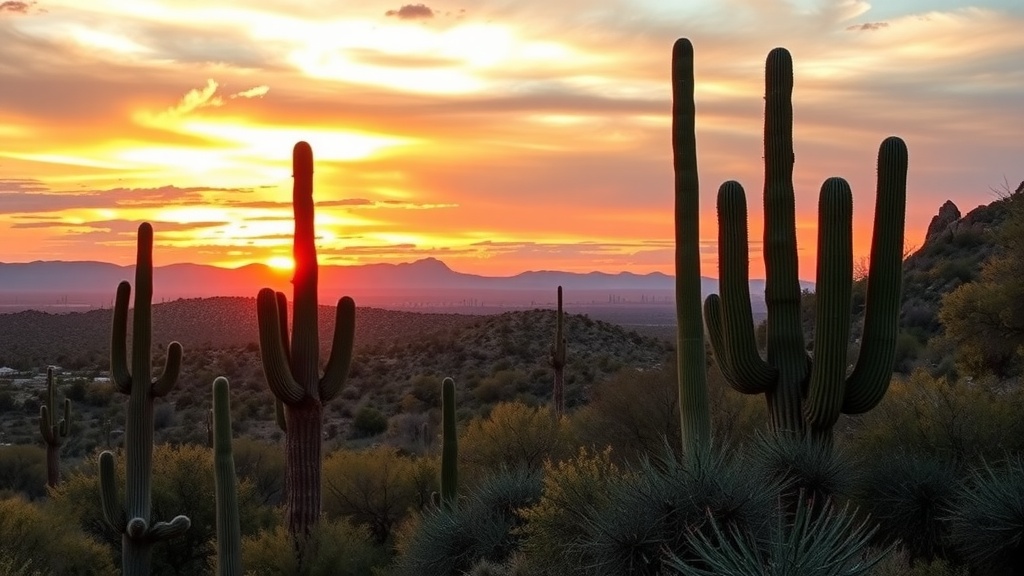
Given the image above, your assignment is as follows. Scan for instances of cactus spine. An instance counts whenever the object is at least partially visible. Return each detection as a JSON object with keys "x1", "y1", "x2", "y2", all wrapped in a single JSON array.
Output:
[
  {"x1": 440, "y1": 377, "x2": 458, "y2": 510},
  {"x1": 550, "y1": 286, "x2": 566, "y2": 418},
  {"x1": 671, "y1": 38, "x2": 712, "y2": 456},
  {"x1": 256, "y1": 141, "x2": 356, "y2": 543},
  {"x1": 703, "y1": 48, "x2": 908, "y2": 441},
  {"x1": 213, "y1": 377, "x2": 242, "y2": 576},
  {"x1": 38, "y1": 366, "x2": 71, "y2": 487},
  {"x1": 100, "y1": 222, "x2": 190, "y2": 576}
]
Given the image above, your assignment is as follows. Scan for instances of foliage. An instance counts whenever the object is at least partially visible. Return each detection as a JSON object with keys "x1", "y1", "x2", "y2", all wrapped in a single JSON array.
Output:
[
  {"x1": 394, "y1": 466, "x2": 542, "y2": 576},
  {"x1": 241, "y1": 517, "x2": 390, "y2": 576},
  {"x1": 946, "y1": 455, "x2": 1024, "y2": 574},
  {"x1": 854, "y1": 452, "x2": 960, "y2": 564},
  {"x1": 0, "y1": 496, "x2": 115, "y2": 576},
  {"x1": 666, "y1": 497, "x2": 888, "y2": 576},
  {"x1": 748, "y1": 432, "x2": 856, "y2": 506},
  {"x1": 322, "y1": 445, "x2": 436, "y2": 544},
  {"x1": 49, "y1": 445, "x2": 275, "y2": 576},
  {"x1": 459, "y1": 402, "x2": 572, "y2": 486},
  {"x1": 0, "y1": 445, "x2": 47, "y2": 500},
  {"x1": 352, "y1": 405, "x2": 388, "y2": 437}
]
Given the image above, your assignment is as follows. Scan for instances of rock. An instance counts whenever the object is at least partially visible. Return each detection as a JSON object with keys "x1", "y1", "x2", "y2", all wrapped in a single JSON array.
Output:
[{"x1": 924, "y1": 200, "x2": 961, "y2": 242}]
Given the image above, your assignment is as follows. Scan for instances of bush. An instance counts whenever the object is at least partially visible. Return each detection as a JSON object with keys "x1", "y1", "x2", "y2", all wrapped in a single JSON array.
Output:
[
  {"x1": 242, "y1": 518, "x2": 390, "y2": 576},
  {"x1": 946, "y1": 456, "x2": 1024, "y2": 575},
  {"x1": 352, "y1": 406, "x2": 388, "y2": 438},
  {"x1": 0, "y1": 445, "x2": 47, "y2": 500},
  {"x1": 395, "y1": 467, "x2": 542, "y2": 576},
  {"x1": 0, "y1": 497, "x2": 115, "y2": 575},
  {"x1": 459, "y1": 402, "x2": 571, "y2": 486}
]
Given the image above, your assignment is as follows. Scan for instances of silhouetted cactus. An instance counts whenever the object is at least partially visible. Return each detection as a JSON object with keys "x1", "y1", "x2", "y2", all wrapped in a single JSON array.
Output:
[
  {"x1": 550, "y1": 286, "x2": 566, "y2": 418},
  {"x1": 671, "y1": 38, "x2": 712, "y2": 456},
  {"x1": 38, "y1": 366, "x2": 71, "y2": 487},
  {"x1": 99, "y1": 222, "x2": 190, "y2": 576},
  {"x1": 703, "y1": 47, "x2": 908, "y2": 441},
  {"x1": 441, "y1": 377, "x2": 458, "y2": 510},
  {"x1": 256, "y1": 142, "x2": 356, "y2": 543},
  {"x1": 212, "y1": 377, "x2": 242, "y2": 576}
]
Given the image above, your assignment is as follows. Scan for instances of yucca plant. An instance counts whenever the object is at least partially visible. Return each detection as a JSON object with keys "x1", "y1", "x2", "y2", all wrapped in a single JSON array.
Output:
[
  {"x1": 946, "y1": 455, "x2": 1024, "y2": 575},
  {"x1": 667, "y1": 496, "x2": 889, "y2": 576}
]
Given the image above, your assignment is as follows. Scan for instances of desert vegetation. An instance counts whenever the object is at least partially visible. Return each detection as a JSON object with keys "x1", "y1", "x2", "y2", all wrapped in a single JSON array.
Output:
[{"x1": 1, "y1": 38, "x2": 1022, "y2": 576}]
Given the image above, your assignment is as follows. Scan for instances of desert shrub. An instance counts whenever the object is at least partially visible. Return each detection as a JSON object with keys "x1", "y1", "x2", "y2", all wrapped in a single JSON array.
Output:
[
  {"x1": 242, "y1": 517, "x2": 390, "y2": 576},
  {"x1": 49, "y1": 445, "x2": 276, "y2": 576},
  {"x1": 232, "y1": 437, "x2": 285, "y2": 507},
  {"x1": 855, "y1": 452, "x2": 960, "y2": 564},
  {"x1": 322, "y1": 446, "x2": 436, "y2": 544},
  {"x1": 518, "y1": 447, "x2": 625, "y2": 574},
  {"x1": 0, "y1": 497, "x2": 115, "y2": 576},
  {"x1": 567, "y1": 448, "x2": 776, "y2": 576},
  {"x1": 459, "y1": 402, "x2": 572, "y2": 486},
  {"x1": 0, "y1": 445, "x2": 47, "y2": 500},
  {"x1": 352, "y1": 405, "x2": 388, "y2": 437},
  {"x1": 946, "y1": 456, "x2": 1024, "y2": 575},
  {"x1": 394, "y1": 466, "x2": 542, "y2": 576},
  {"x1": 748, "y1": 432, "x2": 856, "y2": 507}
]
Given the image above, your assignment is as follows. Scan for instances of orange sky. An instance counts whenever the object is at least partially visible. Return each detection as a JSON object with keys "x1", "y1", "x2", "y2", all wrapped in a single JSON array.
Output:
[{"x1": 1, "y1": 0, "x2": 1022, "y2": 279}]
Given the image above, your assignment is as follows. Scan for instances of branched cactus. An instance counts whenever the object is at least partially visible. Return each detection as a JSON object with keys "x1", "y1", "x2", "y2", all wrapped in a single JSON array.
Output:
[
  {"x1": 256, "y1": 141, "x2": 356, "y2": 543},
  {"x1": 100, "y1": 222, "x2": 190, "y2": 576},
  {"x1": 212, "y1": 377, "x2": 242, "y2": 576},
  {"x1": 703, "y1": 47, "x2": 908, "y2": 441},
  {"x1": 440, "y1": 377, "x2": 458, "y2": 510},
  {"x1": 39, "y1": 366, "x2": 71, "y2": 487},
  {"x1": 549, "y1": 286, "x2": 567, "y2": 418},
  {"x1": 671, "y1": 38, "x2": 712, "y2": 456}
]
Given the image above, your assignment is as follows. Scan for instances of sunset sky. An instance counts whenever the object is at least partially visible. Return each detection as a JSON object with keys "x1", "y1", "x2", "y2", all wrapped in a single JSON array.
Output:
[{"x1": 1, "y1": 0, "x2": 1021, "y2": 278}]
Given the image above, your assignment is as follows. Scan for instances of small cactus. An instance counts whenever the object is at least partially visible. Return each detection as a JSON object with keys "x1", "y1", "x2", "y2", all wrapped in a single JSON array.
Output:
[
  {"x1": 440, "y1": 377, "x2": 458, "y2": 510},
  {"x1": 212, "y1": 377, "x2": 242, "y2": 576},
  {"x1": 38, "y1": 366, "x2": 71, "y2": 487},
  {"x1": 549, "y1": 286, "x2": 567, "y2": 417}
]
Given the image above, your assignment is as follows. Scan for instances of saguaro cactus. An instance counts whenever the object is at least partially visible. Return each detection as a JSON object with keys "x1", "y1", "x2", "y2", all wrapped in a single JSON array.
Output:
[
  {"x1": 100, "y1": 222, "x2": 190, "y2": 576},
  {"x1": 257, "y1": 141, "x2": 356, "y2": 542},
  {"x1": 671, "y1": 38, "x2": 712, "y2": 456},
  {"x1": 212, "y1": 377, "x2": 242, "y2": 576},
  {"x1": 549, "y1": 286, "x2": 566, "y2": 418},
  {"x1": 703, "y1": 48, "x2": 908, "y2": 441},
  {"x1": 440, "y1": 377, "x2": 458, "y2": 510},
  {"x1": 39, "y1": 366, "x2": 71, "y2": 487}
]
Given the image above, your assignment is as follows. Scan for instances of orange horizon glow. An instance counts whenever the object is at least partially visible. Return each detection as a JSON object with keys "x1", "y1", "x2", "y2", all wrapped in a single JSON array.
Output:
[{"x1": 1, "y1": 1, "x2": 1021, "y2": 279}]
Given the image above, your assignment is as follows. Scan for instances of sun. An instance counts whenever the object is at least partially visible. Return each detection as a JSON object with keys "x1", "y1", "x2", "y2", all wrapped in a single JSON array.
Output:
[{"x1": 266, "y1": 256, "x2": 295, "y2": 272}]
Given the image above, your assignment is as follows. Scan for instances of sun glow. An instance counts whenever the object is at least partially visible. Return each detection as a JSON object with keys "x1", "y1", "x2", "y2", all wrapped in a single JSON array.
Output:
[{"x1": 266, "y1": 255, "x2": 295, "y2": 271}]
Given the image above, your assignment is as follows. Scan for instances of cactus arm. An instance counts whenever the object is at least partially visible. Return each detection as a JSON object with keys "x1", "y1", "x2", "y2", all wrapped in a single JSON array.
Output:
[
  {"x1": 111, "y1": 281, "x2": 133, "y2": 394},
  {"x1": 704, "y1": 295, "x2": 737, "y2": 384},
  {"x1": 99, "y1": 450, "x2": 126, "y2": 532},
  {"x1": 440, "y1": 377, "x2": 458, "y2": 510},
  {"x1": 212, "y1": 377, "x2": 243, "y2": 576},
  {"x1": 842, "y1": 137, "x2": 908, "y2": 414},
  {"x1": 671, "y1": 37, "x2": 712, "y2": 455},
  {"x1": 716, "y1": 181, "x2": 777, "y2": 394},
  {"x1": 147, "y1": 516, "x2": 192, "y2": 541},
  {"x1": 804, "y1": 178, "x2": 854, "y2": 434},
  {"x1": 257, "y1": 288, "x2": 305, "y2": 405},
  {"x1": 152, "y1": 341, "x2": 183, "y2": 398},
  {"x1": 274, "y1": 398, "x2": 287, "y2": 432},
  {"x1": 319, "y1": 296, "x2": 356, "y2": 402},
  {"x1": 39, "y1": 405, "x2": 55, "y2": 443},
  {"x1": 275, "y1": 291, "x2": 291, "y2": 364}
]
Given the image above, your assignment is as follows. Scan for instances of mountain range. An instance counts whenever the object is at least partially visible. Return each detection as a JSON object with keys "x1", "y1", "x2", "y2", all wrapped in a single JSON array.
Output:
[{"x1": 0, "y1": 257, "x2": 813, "y2": 312}]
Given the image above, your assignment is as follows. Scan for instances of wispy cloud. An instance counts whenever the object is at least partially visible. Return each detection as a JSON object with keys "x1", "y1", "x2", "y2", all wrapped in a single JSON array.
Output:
[
  {"x1": 385, "y1": 4, "x2": 434, "y2": 20},
  {"x1": 0, "y1": 1, "x2": 31, "y2": 14}
]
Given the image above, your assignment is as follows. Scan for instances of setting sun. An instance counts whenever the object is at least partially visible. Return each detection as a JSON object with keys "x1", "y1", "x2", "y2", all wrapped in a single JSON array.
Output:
[{"x1": 266, "y1": 256, "x2": 296, "y2": 271}]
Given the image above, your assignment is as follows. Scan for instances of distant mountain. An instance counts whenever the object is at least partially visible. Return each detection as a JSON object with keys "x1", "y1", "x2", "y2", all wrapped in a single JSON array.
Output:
[{"x1": 0, "y1": 257, "x2": 813, "y2": 311}]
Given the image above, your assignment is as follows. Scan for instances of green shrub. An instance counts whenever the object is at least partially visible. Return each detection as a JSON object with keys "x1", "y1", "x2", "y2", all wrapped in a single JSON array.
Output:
[
  {"x1": 352, "y1": 406, "x2": 388, "y2": 437},
  {"x1": 459, "y1": 402, "x2": 571, "y2": 486},
  {"x1": 0, "y1": 497, "x2": 115, "y2": 576},
  {"x1": 947, "y1": 456, "x2": 1024, "y2": 575},
  {"x1": 0, "y1": 445, "x2": 47, "y2": 500},
  {"x1": 242, "y1": 518, "x2": 390, "y2": 576}
]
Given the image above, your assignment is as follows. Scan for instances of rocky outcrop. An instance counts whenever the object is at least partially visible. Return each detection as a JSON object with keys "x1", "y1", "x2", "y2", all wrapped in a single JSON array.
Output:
[{"x1": 924, "y1": 200, "x2": 961, "y2": 242}]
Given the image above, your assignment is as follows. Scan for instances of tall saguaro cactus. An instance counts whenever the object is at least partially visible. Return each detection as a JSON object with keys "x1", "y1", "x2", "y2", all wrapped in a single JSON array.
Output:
[
  {"x1": 100, "y1": 222, "x2": 190, "y2": 576},
  {"x1": 671, "y1": 38, "x2": 712, "y2": 456},
  {"x1": 549, "y1": 286, "x2": 566, "y2": 418},
  {"x1": 39, "y1": 366, "x2": 71, "y2": 487},
  {"x1": 257, "y1": 141, "x2": 356, "y2": 542},
  {"x1": 440, "y1": 377, "x2": 458, "y2": 510},
  {"x1": 703, "y1": 48, "x2": 908, "y2": 441},
  {"x1": 212, "y1": 377, "x2": 242, "y2": 576}
]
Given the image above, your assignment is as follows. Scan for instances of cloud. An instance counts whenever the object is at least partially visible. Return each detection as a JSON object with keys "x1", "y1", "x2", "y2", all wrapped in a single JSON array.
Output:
[
  {"x1": 231, "y1": 85, "x2": 270, "y2": 99},
  {"x1": 164, "y1": 79, "x2": 223, "y2": 117},
  {"x1": 847, "y1": 21, "x2": 889, "y2": 31},
  {"x1": 385, "y1": 4, "x2": 434, "y2": 20},
  {"x1": 0, "y1": 183, "x2": 249, "y2": 214},
  {"x1": 0, "y1": 1, "x2": 30, "y2": 14}
]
